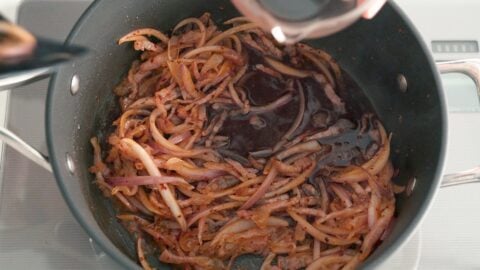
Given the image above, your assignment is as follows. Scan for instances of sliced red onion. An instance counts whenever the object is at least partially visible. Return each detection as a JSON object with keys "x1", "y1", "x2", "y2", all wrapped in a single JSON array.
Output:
[
  {"x1": 368, "y1": 192, "x2": 380, "y2": 228},
  {"x1": 128, "y1": 196, "x2": 154, "y2": 216},
  {"x1": 240, "y1": 168, "x2": 278, "y2": 210},
  {"x1": 106, "y1": 175, "x2": 189, "y2": 187},
  {"x1": 276, "y1": 140, "x2": 322, "y2": 161},
  {"x1": 168, "y1": 131, "x2": 192, "y2": 145},
  {"x1": 359, "y1": 204, "x2": 394, "y2": 260},
  {"x1": 250, "y1": 93, "x2": 293, "y2": 115},
  {"x1": 331, "y1": 184, "x2": 353, "y2": 208},
  {"x1": 305, "y1": 118, "x2": 354, "y2": 141},
  {"x1": 164, "y1": 157, "x2": 227, "y2": 181},
  {"x1": 264, "y1": 57, "x2": 310, "y2": 78},
  {"x1": 283, "y1": 80, "x2": 306, "y2": 140},
  {"x1": 159, "y1": 249, "x2": 225, "y2": 269},
  {"x1": 249, "y1": 149, "x2": 274, "y2": 158}
]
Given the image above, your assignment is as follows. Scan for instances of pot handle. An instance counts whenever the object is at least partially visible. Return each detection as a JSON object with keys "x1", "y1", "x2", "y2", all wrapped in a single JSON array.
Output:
[
  {"x1": 442, "y1": 167, "x2": 480, "y2": 187},
  {"x1": 0, "y1": 68, "x2": 51, "y2": 91},
  {"x1": 0, "y1": 127, "x2": 52, "y2": 172},
  {"x1": 437, "y1": 59, "x2": 480, "y2": 95},
  {"x1": 437, "y1": 59, "x2": 480, "y2": 187}
]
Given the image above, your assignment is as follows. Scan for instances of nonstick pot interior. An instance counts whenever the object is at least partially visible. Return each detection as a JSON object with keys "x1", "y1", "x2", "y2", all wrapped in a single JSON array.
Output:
[{"x1": 46, "y1": 0, "x2": 447, "y2": 269}]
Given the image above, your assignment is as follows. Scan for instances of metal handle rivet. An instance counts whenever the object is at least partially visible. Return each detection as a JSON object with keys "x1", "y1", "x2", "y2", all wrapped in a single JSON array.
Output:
[
  {"x1": 397, "y1": 74, "x2": 408, "y2": 93},
  {"x1": 66, "y1": 153, "x2": 75, "y2": 175},
  {"x1": 70, "y1": 74, "x2": 80, "y2": 95}
]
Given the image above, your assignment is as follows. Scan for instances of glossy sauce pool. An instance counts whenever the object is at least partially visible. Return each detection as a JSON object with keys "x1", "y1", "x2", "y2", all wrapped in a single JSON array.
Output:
[{"x1": 212, "y1": 49, "x2": 378, "y2": 168}]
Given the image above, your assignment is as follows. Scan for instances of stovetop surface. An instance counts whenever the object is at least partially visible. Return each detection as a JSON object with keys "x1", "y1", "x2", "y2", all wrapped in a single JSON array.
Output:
[{"x1": 0, "y1": 1, "x2": 479, "y2": 269}]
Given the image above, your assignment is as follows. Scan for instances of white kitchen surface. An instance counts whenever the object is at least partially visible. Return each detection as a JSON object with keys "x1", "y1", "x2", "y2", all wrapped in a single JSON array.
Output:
[
  {"x1": 0, "y1": 0, "x2": 21, "y2": 192},
  {"x1": 0, "y1": 0, "x2": 479, "y2": 269}
]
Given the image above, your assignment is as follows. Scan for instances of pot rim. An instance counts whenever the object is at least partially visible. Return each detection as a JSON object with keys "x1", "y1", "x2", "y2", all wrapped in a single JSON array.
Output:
[{"x1": 45, "y1": 1, "x2": 449, "y2": 269}]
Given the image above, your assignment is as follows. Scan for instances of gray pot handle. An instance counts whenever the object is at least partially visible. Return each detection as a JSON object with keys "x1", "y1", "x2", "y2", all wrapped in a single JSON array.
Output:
[
  {"x1": 437, "y1": 59, "x2": 480, "y2": 187},
  {"x1": 442, "y1": 167, "x2": 480, "y2": 187},
  {"x1": 0, "y1": 68, "x2": 51, "y2": 91},
  {"x1": 0, "y1": 127, "x2": 52, "y2": 172},
  {"x1": 437, "y1": 59, "x2": 480, "y2": 96}
]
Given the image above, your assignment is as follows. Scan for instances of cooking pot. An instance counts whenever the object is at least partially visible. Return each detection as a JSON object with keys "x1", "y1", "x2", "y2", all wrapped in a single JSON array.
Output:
[{"x1": 1, "y1": 0, "x2": 480, "y2": 269}]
